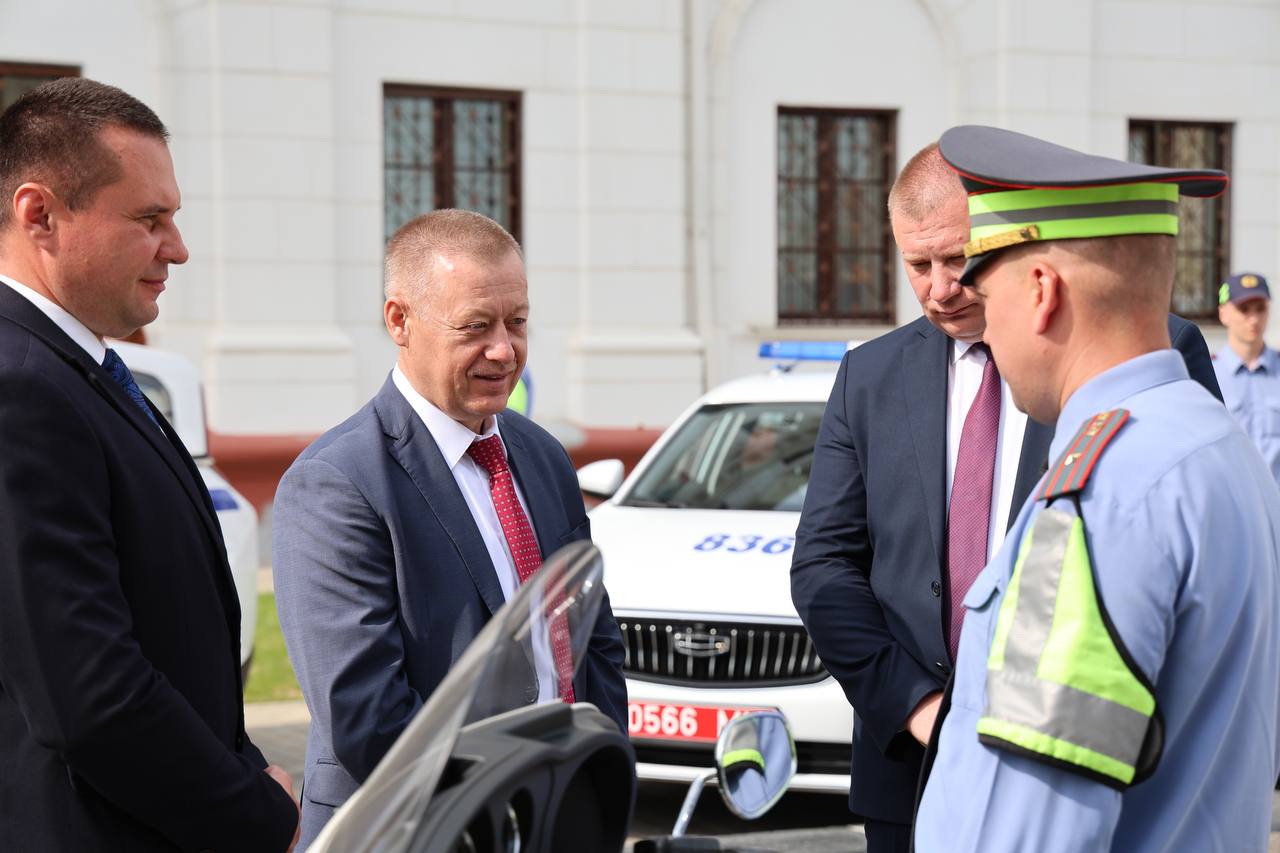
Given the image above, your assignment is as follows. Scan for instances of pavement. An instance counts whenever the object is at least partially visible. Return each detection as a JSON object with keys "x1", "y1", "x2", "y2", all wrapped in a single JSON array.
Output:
[
  {"x1": 243, "y1": 698, "x2": 1280, "y2": 850},
  {"x1": 245, "y1": 700, "x2": 308, "y2": 799}
]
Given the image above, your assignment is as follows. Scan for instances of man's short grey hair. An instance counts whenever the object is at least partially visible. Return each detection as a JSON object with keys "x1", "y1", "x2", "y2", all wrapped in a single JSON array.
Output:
[
  {"x1": 887, "y1": 142, "x2": 965, "y2": 221},
  {"x1": 384, "y1": 209, "x2": 523, "y2": 308}
]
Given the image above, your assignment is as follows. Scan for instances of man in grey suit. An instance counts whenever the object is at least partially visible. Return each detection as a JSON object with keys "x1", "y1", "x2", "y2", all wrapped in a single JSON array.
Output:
[{"x1": 273, "y1": 209, "x2": 628, "y2": 848}]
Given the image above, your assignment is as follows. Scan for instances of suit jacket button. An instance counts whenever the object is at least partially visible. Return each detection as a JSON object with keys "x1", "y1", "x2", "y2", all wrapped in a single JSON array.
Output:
[
  {"x1": 930, "y1": 581, "x2": 941, "y2": 597},
  {"x1": 934, "y1": 661, "x2": 950, "y2": 675}
]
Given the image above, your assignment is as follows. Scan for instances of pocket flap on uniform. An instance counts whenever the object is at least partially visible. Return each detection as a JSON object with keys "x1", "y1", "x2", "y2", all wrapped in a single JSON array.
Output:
[
  {"x1": 962, "y1": 568, "x2": 1001, "y2": 610},
  {"x1": 305, "y1": 761, "x2": 359, "y2": 808}
]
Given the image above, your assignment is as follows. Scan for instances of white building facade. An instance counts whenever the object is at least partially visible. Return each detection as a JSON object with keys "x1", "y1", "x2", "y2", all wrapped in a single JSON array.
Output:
[{"x1": 1, "y1": 0, "x2": 1276, "y2": 435}]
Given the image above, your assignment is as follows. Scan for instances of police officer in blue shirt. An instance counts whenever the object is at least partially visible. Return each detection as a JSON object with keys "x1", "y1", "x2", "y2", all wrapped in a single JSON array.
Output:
[
  {"x1": 1214, "y1": 272, "x2": 1280, "y2": 483},
  {"x1": 914, "y1": 126, "x2": 1280, "y2": 852}
]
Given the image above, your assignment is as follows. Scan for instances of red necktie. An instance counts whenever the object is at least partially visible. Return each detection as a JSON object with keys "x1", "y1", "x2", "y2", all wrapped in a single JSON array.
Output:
[
  {"x1": 946, "y1": 344, "x2": 1001, "y2": 661},
  {"x1": 467, "y1": 435, "x2": 576, "y2": 702}
]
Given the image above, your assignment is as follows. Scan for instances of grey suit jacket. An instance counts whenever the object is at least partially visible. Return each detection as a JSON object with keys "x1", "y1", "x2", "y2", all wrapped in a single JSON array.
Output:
[{"x1": 273, "y1": 377, "x2": 627, "y2": 849}]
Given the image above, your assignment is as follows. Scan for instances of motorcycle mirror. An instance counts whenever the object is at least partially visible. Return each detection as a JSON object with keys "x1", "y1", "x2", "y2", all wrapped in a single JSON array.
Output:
[{"x1": 713, "y1": 711, "x2": 797, "y2": 821}]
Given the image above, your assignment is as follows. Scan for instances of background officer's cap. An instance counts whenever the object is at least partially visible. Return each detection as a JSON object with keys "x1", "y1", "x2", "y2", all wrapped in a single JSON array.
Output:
[
  {"x1": 938, "y1": 126, "x2": 1229, "y2": 284},
  {"x1": 1220, "y1": 272, "x2": 1270, "y2": 306}
]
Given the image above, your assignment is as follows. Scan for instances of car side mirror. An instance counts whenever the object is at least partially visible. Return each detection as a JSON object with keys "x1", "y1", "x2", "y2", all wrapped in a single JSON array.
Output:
[
  {"x1": 577, "y1": 458, "x2": 625, "y2": 500},
  {"x1": 714, "y1": 711, "x2": 797, "y2": 821}
]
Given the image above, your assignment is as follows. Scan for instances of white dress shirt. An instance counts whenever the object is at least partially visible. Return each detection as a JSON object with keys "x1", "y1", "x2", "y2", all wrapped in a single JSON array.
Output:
[
  {"x1": 0, "y1": 274, "x2": 106, "y2": 364},
  {"x1": 392, "y1": 365, "x2": 557, "y2": 703},
  {"x1": 946, "y1": 340, "x2": 1028, "y2": 562}
]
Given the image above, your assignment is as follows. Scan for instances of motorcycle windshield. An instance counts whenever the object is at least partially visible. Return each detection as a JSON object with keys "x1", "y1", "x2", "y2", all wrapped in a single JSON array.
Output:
[{"x1": 309, "y1": 540, "x2": 606, "y2": 853}]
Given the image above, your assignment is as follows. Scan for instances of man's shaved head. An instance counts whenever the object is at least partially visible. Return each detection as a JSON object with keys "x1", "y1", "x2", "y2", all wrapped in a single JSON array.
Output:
[
  {"x1": 887, "y1": 142, "x2": 964, "y2": 221},
  {"x1": 384, "y1": 208, "x2": 523, "y2": 311}
]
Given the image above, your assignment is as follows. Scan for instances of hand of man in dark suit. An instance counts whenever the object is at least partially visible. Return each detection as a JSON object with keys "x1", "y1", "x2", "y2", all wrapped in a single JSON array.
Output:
[{"x1": 906, "y1": 692, "x2": 943, "y2": 746}]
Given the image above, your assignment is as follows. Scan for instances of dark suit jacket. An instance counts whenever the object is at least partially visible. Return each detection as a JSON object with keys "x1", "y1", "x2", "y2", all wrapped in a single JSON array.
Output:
[
  {"x1": 0, "y1": 286, "x2": 297, "y2": 851},
  {"x1": 789, "y1": 313, "x2": 1220, "y2": 824},
  {"x1": 273, "y1": 376, "x2": 628, "y2": 849}
]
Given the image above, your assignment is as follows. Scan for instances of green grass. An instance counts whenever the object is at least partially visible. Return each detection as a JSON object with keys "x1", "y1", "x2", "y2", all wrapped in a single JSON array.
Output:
[{"x1": 244, "y1": 592, "x2": 304, "y2": 703}]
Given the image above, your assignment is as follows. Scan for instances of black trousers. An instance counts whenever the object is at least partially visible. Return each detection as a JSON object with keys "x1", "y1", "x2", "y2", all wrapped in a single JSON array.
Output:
[{"x1": 863, "y1": 818, "x2": 912, "y2": 853}]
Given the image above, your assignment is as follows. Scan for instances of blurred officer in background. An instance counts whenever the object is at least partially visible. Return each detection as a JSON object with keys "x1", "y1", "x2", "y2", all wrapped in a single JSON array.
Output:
[
  {"x1": 915, "y1": 126, "x2": 1280, "y2": 852},
  {"x1": 1214, "y1": 272, "x2": 1280, "y2": 483}
]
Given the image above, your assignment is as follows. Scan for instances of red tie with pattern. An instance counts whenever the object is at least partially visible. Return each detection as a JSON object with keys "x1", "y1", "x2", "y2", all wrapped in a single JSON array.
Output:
[
  {"x1": 467, "y1": 435, "x2": 576, "y2": 703},
  {"x1": 946, "y1": 344, "x2": 1001, "y2": 661}
]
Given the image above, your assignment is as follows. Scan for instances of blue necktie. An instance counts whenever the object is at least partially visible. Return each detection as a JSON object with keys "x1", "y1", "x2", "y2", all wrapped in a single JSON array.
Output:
[{"x1": 102, "y1": 348, "x2": 160, "y2": 427}]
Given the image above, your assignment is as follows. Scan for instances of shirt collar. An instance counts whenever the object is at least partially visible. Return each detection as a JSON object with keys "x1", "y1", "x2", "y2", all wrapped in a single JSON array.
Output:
[
  {"x1": 1216, "y1": 344, "x2": 1245, "y2": 374},
  {"x1": 0, "y1": 274, "x2": 107, "y2": 364},
  {"x1": 951, "y1": 338, "x2": 986, "y2": 365},
  {"x1": 391, "y1": 365, "x2": 503, "y2": 469},
  {"x1": 1217, "y1": 344, "x2": 1277, "y2": 375},
  {"x1": 1051, "y1": 349, "x2": 1188, "y2": 462}
]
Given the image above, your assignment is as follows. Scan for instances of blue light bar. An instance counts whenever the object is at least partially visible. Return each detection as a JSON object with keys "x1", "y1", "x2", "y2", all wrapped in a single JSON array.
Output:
[{"x1": 758, "y1": 341, "x2": 850, "y2": 362}]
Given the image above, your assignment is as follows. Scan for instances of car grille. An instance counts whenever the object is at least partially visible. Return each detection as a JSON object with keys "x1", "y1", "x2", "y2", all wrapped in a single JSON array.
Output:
[{"x1": 617, "y1": 617, "x2": 828, "y2": 686}]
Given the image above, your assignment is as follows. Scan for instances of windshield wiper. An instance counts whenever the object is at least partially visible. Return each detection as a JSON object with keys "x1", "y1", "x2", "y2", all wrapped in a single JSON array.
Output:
[{"x1": 624, "y1": 498, "x2": 689, "y2": 509}]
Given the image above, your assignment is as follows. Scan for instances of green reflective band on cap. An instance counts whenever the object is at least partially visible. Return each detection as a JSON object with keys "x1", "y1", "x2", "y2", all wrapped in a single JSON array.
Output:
[
  {"x1": 965, "y1": 182, "x2": 1181, "y2": 259},
  {"x1": 969, "y1": 213, "x2": 1178, "y2": 243},
  {"x1": 1220, "y1": 282, "x2": 1232, "y2": 305},
  {"x1": 969, "y1": 200, "x2": 1178, "y2": 230},
  {"x1": 722, "y1": 748, "x2": 766, "y2": 773},
  {"x1": 968, "y1": 182, "x2": 1179, "y2": 216}
]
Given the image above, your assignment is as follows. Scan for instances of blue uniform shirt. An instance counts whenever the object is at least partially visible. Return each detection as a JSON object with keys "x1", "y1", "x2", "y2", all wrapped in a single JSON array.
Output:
[
  {"x1": 1214, "y1": 345, "x2": 1280, "y2": 484},
  {"x1": 916, "y1": 350, "x2": 1280, "y2": 852}
]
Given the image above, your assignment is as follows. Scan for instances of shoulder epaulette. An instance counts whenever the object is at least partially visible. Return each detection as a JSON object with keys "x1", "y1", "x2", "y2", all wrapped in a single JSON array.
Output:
[{"x1": 1039, "y1": 408, "x2": 1130, "y2": 501}]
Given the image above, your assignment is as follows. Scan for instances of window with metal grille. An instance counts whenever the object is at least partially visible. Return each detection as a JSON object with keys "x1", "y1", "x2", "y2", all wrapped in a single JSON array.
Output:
[
  {"x1": 0, "y1": 62, "x2": 79, "y2": 115},
  {"x1": 777, "y1": 107, "x2": 896, "y2": 324},
  {"x1": 1128, "y1": 120, "x2": 1232, "y2": 319},
  {"x1": 383, "y1": 85, "x2": 521, "y2": 243}
]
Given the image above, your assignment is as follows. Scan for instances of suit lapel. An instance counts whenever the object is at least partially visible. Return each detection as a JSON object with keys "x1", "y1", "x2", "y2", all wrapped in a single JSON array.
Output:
[
  {"x1": 901, "y1": 319, "x2": 949, "y2": 567},
  {"x1": 377, "y1": 380, "x2": 507, "y2": 617},
  {"x1": 499, "y1": 419, "x2": 561, "y2": 560},
  {"x1": 0, "y1": 288, "x2": 227, "y2": 559},
  {"x1": 1010, "y1": 417, "x2": 1054, "y2": 528},
  {"x1": 98, "y1": 364, "x2": 229, "y2": 556}
]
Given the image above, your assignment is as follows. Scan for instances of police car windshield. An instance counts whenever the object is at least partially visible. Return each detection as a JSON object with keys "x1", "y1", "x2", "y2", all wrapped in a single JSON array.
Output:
[{"x1": 623, "y1": 402, "x2": 825, "y2": 512}]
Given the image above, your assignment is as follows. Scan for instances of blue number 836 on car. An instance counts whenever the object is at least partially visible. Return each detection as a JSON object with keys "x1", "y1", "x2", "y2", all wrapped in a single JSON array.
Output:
[{"x1": 577, "y1": 343, "x2": 858, "y2": 796}]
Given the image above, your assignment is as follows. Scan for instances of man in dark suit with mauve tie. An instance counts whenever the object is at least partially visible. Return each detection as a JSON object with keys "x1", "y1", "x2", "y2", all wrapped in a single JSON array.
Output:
[
  {"x1": 0, "y1": 79, "x2": 299, "y2": 851},
  {"x1": 789, "y1": 142, "x2": 1221, "y2": 853},
  {"x1": 272, "y1": 208, "x2": 628, "y2": 849}
]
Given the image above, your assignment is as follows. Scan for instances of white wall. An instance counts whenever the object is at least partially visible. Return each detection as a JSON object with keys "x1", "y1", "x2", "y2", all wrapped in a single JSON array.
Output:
[{"x1": 2, "y1": 0, "x2": 1278, "y2": 432}]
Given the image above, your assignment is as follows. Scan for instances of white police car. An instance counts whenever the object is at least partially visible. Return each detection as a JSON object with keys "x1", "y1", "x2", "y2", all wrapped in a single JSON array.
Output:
[
  {"x1": 578, "y1": 342, "x2": 855, "y2": 794},
  {"x1": 112, "y1": 342, "x2": 259, "y2": 681}
]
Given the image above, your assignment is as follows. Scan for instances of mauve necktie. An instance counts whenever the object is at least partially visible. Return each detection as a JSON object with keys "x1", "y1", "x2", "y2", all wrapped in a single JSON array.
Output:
[
  {"x1": 467, "y1": 434, "x2": 576, "y2": 702},
  {"x1": 102, "y1": 348, "x2": 160, "y2": 427},
  {"x1": 946, "y1": 344, "x2": 1001, "y2": 661}
]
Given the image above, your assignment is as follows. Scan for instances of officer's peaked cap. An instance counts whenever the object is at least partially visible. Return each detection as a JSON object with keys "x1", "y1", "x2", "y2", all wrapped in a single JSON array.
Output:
[{"x1": 938, "y1": 125, "x2": 1229, "y2": 284}]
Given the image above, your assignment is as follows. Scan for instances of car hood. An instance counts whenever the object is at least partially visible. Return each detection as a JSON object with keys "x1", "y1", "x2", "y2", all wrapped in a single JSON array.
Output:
[{"x1": 589, "y1": 504, "x2": 801, "y2": 620}]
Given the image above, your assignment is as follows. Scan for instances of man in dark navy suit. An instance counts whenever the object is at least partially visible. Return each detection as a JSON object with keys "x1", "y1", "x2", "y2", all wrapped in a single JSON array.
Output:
[
  {"x1": 790, "y1": 143, "x2": 1221, "y2": 853},
  {"x1": 0, "y1": 79, "x2": 299, "y2": 851}
]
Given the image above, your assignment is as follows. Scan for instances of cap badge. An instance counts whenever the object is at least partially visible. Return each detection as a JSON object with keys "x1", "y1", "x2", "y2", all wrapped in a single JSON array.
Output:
[
  {"x1": 963, "y1": 225, "x2": 1041, "y2": 260},
  {"x1": 1243, "y1": 275, "x2": 1259, "y2": 288}
]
